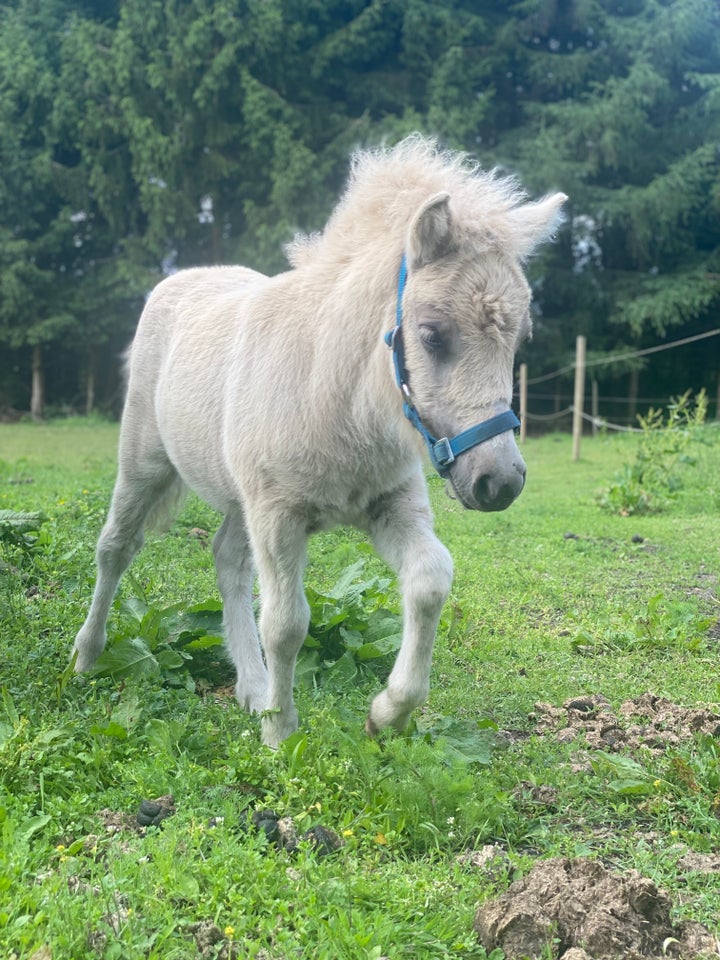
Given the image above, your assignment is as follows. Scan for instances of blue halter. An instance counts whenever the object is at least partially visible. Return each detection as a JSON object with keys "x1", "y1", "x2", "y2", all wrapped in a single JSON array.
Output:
[{"x1": 384, "y1": 254, "x2": 520, "y2": 477}]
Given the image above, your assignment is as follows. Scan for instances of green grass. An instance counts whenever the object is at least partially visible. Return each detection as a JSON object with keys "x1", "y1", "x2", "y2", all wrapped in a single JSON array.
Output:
[{"x1": 1, "y1": 419, "x2": 719, "y2": 959}]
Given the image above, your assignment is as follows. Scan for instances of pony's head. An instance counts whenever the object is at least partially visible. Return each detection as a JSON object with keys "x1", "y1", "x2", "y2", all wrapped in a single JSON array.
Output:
[{"x1": 398, "y1": 187, "x2": 566, "y2": 511}]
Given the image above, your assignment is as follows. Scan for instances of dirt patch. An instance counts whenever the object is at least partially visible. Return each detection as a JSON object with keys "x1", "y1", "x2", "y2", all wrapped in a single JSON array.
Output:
[
  {"x1": 676, "y1": 852, "x2": 720, "y2": 875},
  {"x1": 532, "y1": 693, "x2": 720, "y2": 753},
  {"x1": 188, "y1": 922, "x2": 282, "y2": 960},
  {"x1": 189, "y1": 921, "x2": 239, "y2": 960},
  {"x1": 474, "y1": 857, "x2": 720, "y2": 959},
  {"x1": 456, "y1": 844, "x2": 512, "y2": 882}
]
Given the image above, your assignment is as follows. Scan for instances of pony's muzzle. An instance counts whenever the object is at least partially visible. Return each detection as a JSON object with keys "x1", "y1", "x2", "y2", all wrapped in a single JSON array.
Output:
[
  {"x1": 444, "y1": 433, "x2": 527, "y2": 511},
  {"x1": 472, "y1": 460, "x2": 526, "y2": 511}
]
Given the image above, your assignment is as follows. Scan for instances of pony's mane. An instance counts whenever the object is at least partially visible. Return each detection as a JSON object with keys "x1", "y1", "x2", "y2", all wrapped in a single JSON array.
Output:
[{"x1": 286, "y1": 134, "x2": 528, "y2": 268}]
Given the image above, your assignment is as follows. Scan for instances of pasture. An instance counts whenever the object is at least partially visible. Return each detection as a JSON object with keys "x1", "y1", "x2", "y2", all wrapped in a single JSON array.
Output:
[{"x1": 1, "y1": 417, "x2": 719, "y2": 959}]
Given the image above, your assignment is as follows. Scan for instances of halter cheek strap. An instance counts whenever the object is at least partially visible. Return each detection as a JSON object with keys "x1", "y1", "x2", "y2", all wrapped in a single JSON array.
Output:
[{"x1": 385, "y1": 254, "x2": 520, "y2": 477}]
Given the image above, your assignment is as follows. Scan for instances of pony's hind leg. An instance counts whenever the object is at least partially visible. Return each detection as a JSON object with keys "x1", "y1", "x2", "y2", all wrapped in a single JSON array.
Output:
[
  {"x1": 213, "y1": 510, "x2": 268, "y2": 714},
  {"x1": 73, "y1": 462, "x2": 183, "y2": 671},
  {"x1": 247, "y1": 508, "x2": 310, "y2": 748},
  {"x1": 364, "y1": 473, "x2": 453, "y2": 734}
]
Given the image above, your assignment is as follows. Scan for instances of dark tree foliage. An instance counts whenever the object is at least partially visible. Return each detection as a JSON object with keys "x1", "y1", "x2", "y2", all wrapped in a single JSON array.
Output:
[
  {"x1": 0, "y1": 0, "x2": 717, "y2": 416},
  {"x1": 496, "y1": 0, "x2": 720, "y2": 405}
]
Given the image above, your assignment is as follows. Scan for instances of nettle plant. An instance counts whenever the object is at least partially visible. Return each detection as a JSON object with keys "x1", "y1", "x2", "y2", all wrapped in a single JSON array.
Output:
[
  {"x1": 88, "y1": 557, "x2": 404, "y2": 692},
  {"x1": 597, "y1": 390, "x2": 709, "y2": 515},
  {"x1": 299, "y1": 557, "x2": 403, "y2": 688},
  {"x1": 85, "y1": 555, "x2": 501, "y2": 769},
  {"x1": 0, "y1": 510, "x2": 49, "y2": 566},
  {"x1": 0, "y1": 510, "x2": 51, "y2": 603},
  {"x1": 86, "y1": 593, "x2": 229, "y2": 691}
]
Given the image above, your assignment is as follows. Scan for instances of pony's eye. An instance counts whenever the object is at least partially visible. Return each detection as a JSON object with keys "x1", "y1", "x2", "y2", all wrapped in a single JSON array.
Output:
[{"x1": 419, "y1": 325, "x2": 445, "y2": 352}]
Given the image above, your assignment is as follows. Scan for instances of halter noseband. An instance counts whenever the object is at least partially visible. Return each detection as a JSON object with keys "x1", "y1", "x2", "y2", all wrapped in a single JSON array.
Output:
[{"x1": 384, "y1": 254, "x2": 520, "y2": 477}]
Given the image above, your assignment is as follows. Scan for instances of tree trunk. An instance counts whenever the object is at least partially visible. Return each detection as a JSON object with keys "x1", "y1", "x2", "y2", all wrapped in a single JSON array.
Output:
[
  {"x1": 30, "y1": 345, "x2": 45, "y2": 421},
  {"x1": 85, "y1": 346, "x2": 96, "y2": 416}
]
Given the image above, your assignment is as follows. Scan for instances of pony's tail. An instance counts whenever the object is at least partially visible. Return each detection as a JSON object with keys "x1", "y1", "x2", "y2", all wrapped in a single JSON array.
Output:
[{"x1": 145, "y1": 475, "x2": 188, "y2": 532}]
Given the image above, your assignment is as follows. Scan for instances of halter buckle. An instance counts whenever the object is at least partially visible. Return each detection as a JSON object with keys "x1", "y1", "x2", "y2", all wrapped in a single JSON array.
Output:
[{"x1": 432, "y1": 437, "x2": 455, "y2": 468}]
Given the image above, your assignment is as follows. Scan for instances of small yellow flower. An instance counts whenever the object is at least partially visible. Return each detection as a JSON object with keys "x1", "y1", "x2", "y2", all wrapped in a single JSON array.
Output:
[
  {"x1": 55, "y1": 844, "x2": 66, "y2": 853},
  {"x1": 653, "y1": 779, "x2": 663, "y2": 788},
  {"x1": 670, "y1": 829, "x2": 679, "y2": 837},
  {"x1": 342, "y1": 829, "x2": 354, "y2": 838},
  {"x1": 224, "y1": 926, "x2": 235, "y2": 939}
]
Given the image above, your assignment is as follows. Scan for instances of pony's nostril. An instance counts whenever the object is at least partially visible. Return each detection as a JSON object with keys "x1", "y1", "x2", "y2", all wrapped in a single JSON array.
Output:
[{"x1": 473, "y1": 474, "x2": 492, "y2": 505}]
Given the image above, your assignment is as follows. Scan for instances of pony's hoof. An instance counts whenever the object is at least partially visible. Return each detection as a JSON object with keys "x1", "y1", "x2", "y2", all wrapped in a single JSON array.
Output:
[
  {"x1": 71, "y1": 646, "x2": 98, "y2": 673},
  {"x1": 364, "y1": 715, "x2": 379, "y2": 737},
  {"x1": 72, "y1": 628, "x2": 107, "y2": 672},
  {"x1": 261, "y1": 707, "x2": 299, "y2": 749},
  {"x1": 235, "y1": 678, "x2": 269, "y2": 715}
]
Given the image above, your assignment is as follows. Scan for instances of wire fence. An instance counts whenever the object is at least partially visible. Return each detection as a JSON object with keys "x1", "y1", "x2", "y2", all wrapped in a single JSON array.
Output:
[
  {"x1": 524, "y1": 327, "x2": 720, "y2": 387},
  {"x1": 525, "y1": 406, "x2": 720, "y2": 435},
  {"x1": 523, "y1": 405, "x2": 641, "y2": 432},
  {"x1": 516, "y1": 327, "x2": 720, "y2": 434}
]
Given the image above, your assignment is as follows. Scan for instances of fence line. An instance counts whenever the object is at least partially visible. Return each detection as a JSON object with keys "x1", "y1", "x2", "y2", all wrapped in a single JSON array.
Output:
[
  {"x1": 525, "y1": 327, "x2": 720, "y2": 386},
  {"x1": 579, "y1": 410, "x2": 642, "y2": 433},
  {"x1": 518, "y1": 327, "x2": 719, "y2": 460},
  {"x1": 525, "y1": 362, "x2": 575, "y2": 386},
  {"x1": 525, "y1": 391, "x2": 692, "y2": 404},
  {"x1": 578, "y1": 411, "x2": 720, "y2": 434},
  {"x1": 523, "y1": 405, "x2": 698, "y2": 434},
  {"x1": 524, "y1": 406, "x2": 574, "y2": 422}
]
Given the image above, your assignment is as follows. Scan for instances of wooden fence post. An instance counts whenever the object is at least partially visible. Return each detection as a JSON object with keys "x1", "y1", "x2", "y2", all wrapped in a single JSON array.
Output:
[
  {"x1": 591, "y1": 379, "x2": 599, "y2": 437},
  {"x1": 572, "y1": 335, "x2": 586, "y2": 461},
  {"x1": 519, "y1": 362, "x2": 527, "y2": 443}
]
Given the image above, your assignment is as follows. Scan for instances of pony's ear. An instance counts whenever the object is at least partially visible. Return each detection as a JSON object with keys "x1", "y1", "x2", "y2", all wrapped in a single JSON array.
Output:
[
  {"x1": 407, "y1": 192, "x2": 453, "y2": 268},
  {"x1": 506, "y1": 192, "x2": 568, "y2": 259}
]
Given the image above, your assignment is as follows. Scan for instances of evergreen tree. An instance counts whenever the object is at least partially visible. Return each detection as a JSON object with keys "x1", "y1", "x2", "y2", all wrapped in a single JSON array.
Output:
[
  {"x1": 0, "y1": 1, "x2": 79, "y2": 416},
  {"x1": 1, "y1": 0, "x2": 717, "y2": 414},
  {"x1": 482, "y1": 0, "x2": 720, "y2": 408}
]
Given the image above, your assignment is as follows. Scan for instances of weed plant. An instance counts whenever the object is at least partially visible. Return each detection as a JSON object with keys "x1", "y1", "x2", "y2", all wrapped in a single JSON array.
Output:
[
  {"x1": 0, "y1": 418, "x2": 719, "y2": 958},
  {"x1": 597, "y1": 389, "x2": 709, "y2": 515}
]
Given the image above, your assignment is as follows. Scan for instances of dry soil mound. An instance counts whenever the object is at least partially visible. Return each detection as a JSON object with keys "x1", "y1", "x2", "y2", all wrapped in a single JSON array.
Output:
[
  {"x1": 532, "y1": 693, "x2": 720, "y2": 753},
  {"x1": 474, "y1": 857, "x2": 719, "y2": 960}
]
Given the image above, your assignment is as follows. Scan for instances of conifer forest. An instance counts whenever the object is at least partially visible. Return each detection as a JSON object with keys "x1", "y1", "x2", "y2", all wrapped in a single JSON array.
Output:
[{"x1": 1, "y1": 0, "x2": 718, "y2": 422}]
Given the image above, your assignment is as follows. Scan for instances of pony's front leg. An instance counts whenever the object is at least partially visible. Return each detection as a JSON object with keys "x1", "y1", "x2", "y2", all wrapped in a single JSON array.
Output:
[
  {"x1": 249, "y1": 510, "x2": 310, "y2": 748},
  {"x1": 365, "y1": 476, "x2": 453, "y2": 735}
]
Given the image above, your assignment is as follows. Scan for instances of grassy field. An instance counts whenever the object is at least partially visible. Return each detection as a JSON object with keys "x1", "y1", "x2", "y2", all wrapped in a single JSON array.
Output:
[{"x1": 1, "y1": 417, "x2": 719, "y2": 959}]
